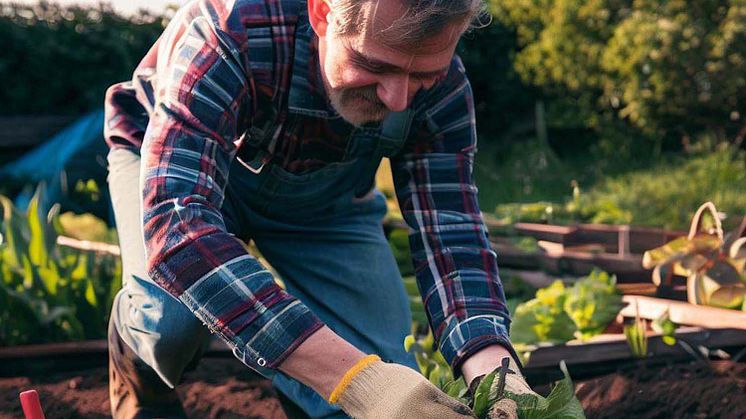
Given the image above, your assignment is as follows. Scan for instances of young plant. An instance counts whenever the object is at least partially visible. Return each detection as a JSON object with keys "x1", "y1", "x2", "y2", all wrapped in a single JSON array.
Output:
[
  {"x1": 0, "y1": 184, "x2": 121, "y2": 345},
  {"x1": 643, "y1": 202, "x2": 746, "y2": 310},
  {"x1": 651, "y1": 309, "x2": 677, "y2": 346},
  {"x1": 510, "y1": 270, "x2": 622, "y2": 348},
  {"x1": 404, "y1": 335, "x2": 586, "y2": 418},
  {"x1": 624, "y1": 306, "x2": 648, "y2": 359}
]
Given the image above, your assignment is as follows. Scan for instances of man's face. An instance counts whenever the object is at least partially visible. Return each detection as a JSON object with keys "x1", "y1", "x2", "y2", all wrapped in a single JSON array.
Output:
[{"x1": 314, "y1": 0, "x2": 463, "y2": 126}]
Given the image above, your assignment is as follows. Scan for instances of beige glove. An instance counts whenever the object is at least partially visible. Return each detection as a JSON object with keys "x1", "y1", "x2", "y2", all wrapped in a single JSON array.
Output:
[
  {"x1": 330, "y1": 355, "x2": 475, "y2": 419},
  {"x1": 481, "y1": 358, "x2": 535, "y2": 419}
]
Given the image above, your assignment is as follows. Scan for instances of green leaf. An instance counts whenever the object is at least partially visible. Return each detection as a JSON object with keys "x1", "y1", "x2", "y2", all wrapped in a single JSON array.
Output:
[
  {"x1": 511, "y1": 280, "x2": 576, "y2": 345},
  {"x1": 564, "y1": 270, "x2": 623, "y2": 340},
  {"x1": 404, "y1": 334, "x2": 416, "y2": 352},
  {"x1": 472, "y1": 370, "x2": 496, "y2": 418},
  {"x1": 498, "y1": 361, "x2": 585, "y2": 419}
]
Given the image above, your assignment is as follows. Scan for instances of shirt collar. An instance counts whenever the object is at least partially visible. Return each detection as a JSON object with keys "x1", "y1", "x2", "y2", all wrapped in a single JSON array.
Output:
[{"x1": 287, "y1": 12, "x2": 340, "y2": 118}]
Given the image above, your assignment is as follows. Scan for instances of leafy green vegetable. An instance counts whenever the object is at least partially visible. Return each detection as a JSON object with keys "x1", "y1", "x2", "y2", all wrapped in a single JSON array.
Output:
[
  {"x1": 511, "y1": 270, "x2": 622, "y2": 347},
  {"x1": 472, "y1": 368, "x2": 496, "y2": 418},
  {"x1": 563, "y1": 270, "x2": 623, "y2": 340},
  {"x1": 482, "y1": 361, "x2": 585, "y2": 419},
  {"x1": 511, "y1": 280, "x2": 577, "y2": 345}
]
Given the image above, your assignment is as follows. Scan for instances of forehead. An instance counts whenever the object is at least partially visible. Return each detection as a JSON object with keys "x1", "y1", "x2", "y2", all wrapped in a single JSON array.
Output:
[{"x1": 344, "y1": 1, "x2": 463, "y2": 72}]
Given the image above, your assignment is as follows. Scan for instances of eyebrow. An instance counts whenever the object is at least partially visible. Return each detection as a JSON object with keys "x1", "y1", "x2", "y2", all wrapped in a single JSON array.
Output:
[{"x1": 348, "y1": 48, "x2": 450, "y2": 78}]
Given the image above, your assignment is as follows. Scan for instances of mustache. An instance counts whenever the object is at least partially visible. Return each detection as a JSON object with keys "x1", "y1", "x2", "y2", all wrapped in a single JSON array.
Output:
[{"x1": 341, "y1": 86, "x2": 386, "y2": 110}]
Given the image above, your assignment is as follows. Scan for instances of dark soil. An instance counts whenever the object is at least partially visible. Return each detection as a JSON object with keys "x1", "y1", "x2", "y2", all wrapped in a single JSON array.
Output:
[
  {"x1": 2, "y1": 356, "x2": 745, "y2": 418},
  {"x1": 576, "y1": 360, "x2": 746, "y2": 419},
  {"x1": 0, "y1": 358, "x2": 287, "y2": 419}
]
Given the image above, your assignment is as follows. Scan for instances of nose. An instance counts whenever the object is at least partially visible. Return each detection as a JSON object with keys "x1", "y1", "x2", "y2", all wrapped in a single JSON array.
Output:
[{"x1": 377, "y1": 74, "x2": 410, "y2": 112}]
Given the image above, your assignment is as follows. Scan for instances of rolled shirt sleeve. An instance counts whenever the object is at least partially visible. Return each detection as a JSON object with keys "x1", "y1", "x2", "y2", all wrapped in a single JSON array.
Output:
[
  {"x1": 390, "y1": 57, "x2": 518, "y2": 377},
  {"x1": 109, "y1": 0, "x2": 324, "y2": 375}
]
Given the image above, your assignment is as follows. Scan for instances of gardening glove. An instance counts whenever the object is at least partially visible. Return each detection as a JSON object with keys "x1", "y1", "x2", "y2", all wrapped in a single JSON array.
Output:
[
  {"x1": 330, "y1": 355, "x2": 476, "y2": 419},
  {"x1": 468, "y1": 357, "x2": 536, "y2": 419}
]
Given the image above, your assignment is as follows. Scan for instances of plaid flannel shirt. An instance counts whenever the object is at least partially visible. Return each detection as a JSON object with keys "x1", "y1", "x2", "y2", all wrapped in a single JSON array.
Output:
[{"x1": 104, "y1": 0, "x2": 514, "y2": 377}]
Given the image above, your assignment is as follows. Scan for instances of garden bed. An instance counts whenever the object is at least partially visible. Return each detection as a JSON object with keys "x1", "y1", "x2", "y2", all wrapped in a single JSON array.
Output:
[
  {"x1": 576, "y1": 360, "x2": 746, "y2": 419},
  {"x1": 1, "y1": 354, "x2": 744, "y2": 419},
  {"x1": 0, "y1": 357, "x2": 287, "y2": 419}
]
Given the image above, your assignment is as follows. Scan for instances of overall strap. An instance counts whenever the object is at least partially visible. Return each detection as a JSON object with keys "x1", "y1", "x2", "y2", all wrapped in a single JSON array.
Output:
[
  {"x1": 236, "y1": 0, "x2": 304, "y2": 174},
  {"x1": 377, "y1": 109, "x2": 415, "y2": 158}
]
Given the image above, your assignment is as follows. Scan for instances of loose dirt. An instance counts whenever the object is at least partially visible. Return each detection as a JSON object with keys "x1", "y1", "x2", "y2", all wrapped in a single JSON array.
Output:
[
  {"x1": 576, "y1": 360, "x2": 746, "y2": 419},
  {"x1": 0, "y1": 358, "x2": 287, "y2": 419},
  {"x1": 2, "y1": 357, "x2": 744, "y2": 418}
]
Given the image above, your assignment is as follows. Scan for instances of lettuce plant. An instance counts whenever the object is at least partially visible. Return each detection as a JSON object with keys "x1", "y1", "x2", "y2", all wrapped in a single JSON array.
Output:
[{"x1": 510, "y1": 270, "x2": 622, "y2": 347}]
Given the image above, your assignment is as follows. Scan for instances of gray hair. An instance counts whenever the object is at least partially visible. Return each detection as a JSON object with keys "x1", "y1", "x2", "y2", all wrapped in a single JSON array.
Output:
[{"x1": 329, "y1": 0, "x2": 490, "y2": 47}]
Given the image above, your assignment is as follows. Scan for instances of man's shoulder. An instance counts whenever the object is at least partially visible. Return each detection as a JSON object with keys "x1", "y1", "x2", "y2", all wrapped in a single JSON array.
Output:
[
  {"x1": 188, "y1": 0, "x2": 306, "y2": 26},
  {"x1": 171, "y1": 0, "x2": 306, "y2": 39}
]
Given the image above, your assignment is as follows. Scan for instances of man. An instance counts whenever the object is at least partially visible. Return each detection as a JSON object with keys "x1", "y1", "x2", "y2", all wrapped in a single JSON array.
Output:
[{"x1": 104, "y1": 0, "x2": 537, "y2": 417}]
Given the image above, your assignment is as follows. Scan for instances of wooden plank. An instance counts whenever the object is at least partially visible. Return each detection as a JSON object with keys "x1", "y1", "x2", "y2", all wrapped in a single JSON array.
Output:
[
  {"x1": 514, "y1": 223, "x2": 577, "y2": 243},
  {"x1": 57, "y1": 236, "x2": 120, "y2": 255},
  {"x1": 0, "y1": 340, "x2": 108, "y2": 359},
  {"x1": 526, "y1": 327, "x2": 746, "y2": 369},
  {"x1": 620, "y1": 295, "x2": 746, "y2": 330}
]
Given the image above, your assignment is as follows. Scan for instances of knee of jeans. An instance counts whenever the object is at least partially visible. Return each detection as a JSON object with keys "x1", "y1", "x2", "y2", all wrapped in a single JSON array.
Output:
[{"x1": 119, "y1": 275, "x2": 209, "y2": 352}]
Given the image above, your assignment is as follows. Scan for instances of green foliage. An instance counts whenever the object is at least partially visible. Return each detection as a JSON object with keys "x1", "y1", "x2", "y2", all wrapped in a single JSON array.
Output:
[
  {"x1": 494, "y1": 182, "x2": 632, "y2": 225},
  {"x1": 511, "y1": 270, "x2": 622, "y2": 347},
  {"x1": 586, "y1": 146, "x2": 746, "y2": 230},
  {"x1": 563, "y1": 270, "x2": 623, "y2": 339},
  {"x1": 651, "y1": 309, "x2": 678, "y2": 346},
  {"x1": 510, "y1": 281, "x2": 577, "y2": 345},
  {"x1": 457, "y1": 20, "x2": 538, "y2": 141},
  {"x1": 0, "y1": 184, "x2": 121, "y2": 345},
  {"x1": 404, "y1": 331, "x2": 585, "y2": 419},
  {"x1": 500, "y1": 362, "x2": 585, "y2": 419},
  {"x1": 389, "y1": 228, "x2": 414, "y2": 276},
  {"x1": 0, "y1": 2, "x2": 165, "y2": 115},
  {"x1": 486, "y1": 145, "x2": 746, "y2": 231},
  {"x1": 624, "y1": 314, "x2": 649, "y2": 358},
  {"x1": 59, "y1": 211, "x2": 118, "y2": 244},
  {"x1": 491, "y1": 0, "x2": 746, "y2": 143}
]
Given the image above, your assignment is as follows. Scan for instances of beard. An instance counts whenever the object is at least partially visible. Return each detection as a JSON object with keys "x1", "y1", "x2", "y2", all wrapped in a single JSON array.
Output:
[{"x1": 328, "y1": 85, "x2": 389, "y2": 127}]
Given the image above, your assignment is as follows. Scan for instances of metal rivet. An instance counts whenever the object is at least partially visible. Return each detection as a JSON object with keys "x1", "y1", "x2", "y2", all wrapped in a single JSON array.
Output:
[{"x1": 257, "y1": 357, "x2": 266, "y2": 367}]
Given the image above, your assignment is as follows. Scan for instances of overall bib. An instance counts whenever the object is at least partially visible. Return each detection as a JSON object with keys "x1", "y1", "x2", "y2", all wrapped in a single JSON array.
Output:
[{"x1": 108, "y1": 110, "x2": 419, "y2": 418}]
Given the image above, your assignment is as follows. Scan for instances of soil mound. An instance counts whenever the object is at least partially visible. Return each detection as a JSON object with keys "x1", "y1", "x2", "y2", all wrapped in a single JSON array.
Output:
[
  {"x1": 576, "y1": 360, "x2": 746, "y2": 419},
  {"x1": 0, "y1": 358, "x2": 287, "y2": 419}
]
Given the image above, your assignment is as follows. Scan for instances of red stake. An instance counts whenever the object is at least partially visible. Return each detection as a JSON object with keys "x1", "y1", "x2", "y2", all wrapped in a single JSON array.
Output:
[{"x1": 19, "y1": 390, "x2": 46, "y2": 419}]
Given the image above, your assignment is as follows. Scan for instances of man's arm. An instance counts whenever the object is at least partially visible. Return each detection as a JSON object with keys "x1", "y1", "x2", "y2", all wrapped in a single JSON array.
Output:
[
  {"x1": 131, "y1": 0, "x2": 334, "y2": 377},
  {"x1": 390, "y1": 56, "x2": 520, "y2": 379}
]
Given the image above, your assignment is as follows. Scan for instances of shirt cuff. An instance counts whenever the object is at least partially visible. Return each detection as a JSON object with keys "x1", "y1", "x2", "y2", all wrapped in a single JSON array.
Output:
[{"x1": 437, "y1": 315, "x2": 521, "y2": 379}]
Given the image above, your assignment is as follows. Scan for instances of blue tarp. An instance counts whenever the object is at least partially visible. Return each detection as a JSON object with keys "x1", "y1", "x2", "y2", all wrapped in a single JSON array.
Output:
[
  {"x1": 0, "y1": 110, "x2": 112, "y2": 223},
  {"x1": 0, "y1": 111, "x2": 105, "y2": 182}
]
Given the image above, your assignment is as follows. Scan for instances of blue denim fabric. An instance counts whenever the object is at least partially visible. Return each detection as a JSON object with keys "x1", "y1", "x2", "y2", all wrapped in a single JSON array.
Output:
[{"x1": 107, "y1": 119, "x2": 418, "y2": 418}]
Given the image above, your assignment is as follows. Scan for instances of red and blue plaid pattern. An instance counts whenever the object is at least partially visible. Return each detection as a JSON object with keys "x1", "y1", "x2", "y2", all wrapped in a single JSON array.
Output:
[{"x1": 104, "y1": 0, "x2": 513, "y2": 375}]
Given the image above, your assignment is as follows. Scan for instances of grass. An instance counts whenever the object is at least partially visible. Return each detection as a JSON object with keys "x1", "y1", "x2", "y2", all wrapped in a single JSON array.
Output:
[
  {"x1": 473, "y1": 136, "x2": 746, "y2": 231},
  {"x1": 377, "y1": 137, "x2": 746, "y2": 231}
]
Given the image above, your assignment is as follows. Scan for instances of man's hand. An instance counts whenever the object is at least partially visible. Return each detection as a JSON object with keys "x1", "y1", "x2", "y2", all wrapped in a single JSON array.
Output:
[
  {"x1": 279, "y1": 327, "x2": 474, "y2": 418},
  {"x1": 332, "y1": 356, "x2": 475, "y2": 419},
  {"x1": 462, "y1": 345, "x2": 538, "y2": 419}
]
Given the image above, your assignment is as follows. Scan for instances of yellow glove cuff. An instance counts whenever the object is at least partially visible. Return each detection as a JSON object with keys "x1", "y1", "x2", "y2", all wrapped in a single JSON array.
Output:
[{"x1": 328, "y1": 354, "x2": 381, "y2": 404}]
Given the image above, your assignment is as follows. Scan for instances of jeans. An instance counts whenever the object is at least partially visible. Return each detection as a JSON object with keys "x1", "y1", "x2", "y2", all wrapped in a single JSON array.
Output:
[{"x1": 107, "y1": 138, "x2": 418, "y2": 418}]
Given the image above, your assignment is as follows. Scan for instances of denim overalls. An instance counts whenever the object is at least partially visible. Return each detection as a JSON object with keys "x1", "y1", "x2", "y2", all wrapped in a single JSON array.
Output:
[{"x1": 108, "y1": 108, "x2": 419, "y2": 418}]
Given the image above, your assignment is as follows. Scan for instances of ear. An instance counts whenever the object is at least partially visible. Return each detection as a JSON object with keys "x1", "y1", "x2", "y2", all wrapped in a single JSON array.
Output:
[{"x1": 308, "y1": 0, "x2": 331, "y2": 37}]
